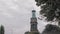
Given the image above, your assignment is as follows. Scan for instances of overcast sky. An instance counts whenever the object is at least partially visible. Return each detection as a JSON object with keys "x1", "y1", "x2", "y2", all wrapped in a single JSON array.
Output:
[{"x1": 0, "y1": 0, "x2": 48, "y2": 34}]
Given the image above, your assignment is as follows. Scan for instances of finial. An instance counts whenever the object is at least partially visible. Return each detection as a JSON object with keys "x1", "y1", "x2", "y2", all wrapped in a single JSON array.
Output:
[{"x1": 32, "y1": 6, "x2": 35, "y2": 10}]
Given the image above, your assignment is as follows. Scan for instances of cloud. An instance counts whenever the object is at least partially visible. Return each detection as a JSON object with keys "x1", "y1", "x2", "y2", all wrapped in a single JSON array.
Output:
[{"x1": 0, "y1": 0, "x2": 46, "y2": 34}]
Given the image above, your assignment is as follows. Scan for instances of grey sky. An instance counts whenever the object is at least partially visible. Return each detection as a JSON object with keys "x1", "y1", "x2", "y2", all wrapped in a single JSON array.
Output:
[{"x1": 0, "y1": 0, "x2": 47, "y2": 34}]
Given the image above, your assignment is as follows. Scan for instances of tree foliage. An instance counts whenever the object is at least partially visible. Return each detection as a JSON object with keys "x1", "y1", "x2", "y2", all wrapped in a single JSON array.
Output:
[
  {"x1": 42, "y1": 24, "x2": 60, "y2": 34},
  {"x1": 35, "y1": 0, "x2": 60, "y2": 25},
  {"x1": 1, "y1": 25, "x2": 4, "y2": 34}
]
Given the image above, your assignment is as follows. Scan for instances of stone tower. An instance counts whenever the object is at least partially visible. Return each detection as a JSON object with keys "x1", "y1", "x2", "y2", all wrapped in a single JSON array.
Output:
[
  {"x1": 25, "y1": 10, "x2": 40, "y2": 34},
  {"x1": 30, "y1": 10, "x2": 38, "y2": 32}
]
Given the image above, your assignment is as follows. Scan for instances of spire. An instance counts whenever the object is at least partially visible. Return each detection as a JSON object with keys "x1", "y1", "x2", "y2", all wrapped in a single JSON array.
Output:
[{"x1": 32, "y1": 10, "x2": 36, "y2": 18}]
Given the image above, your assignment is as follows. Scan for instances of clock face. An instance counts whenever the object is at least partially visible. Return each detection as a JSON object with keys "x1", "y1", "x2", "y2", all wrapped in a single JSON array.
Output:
[
  {"x1": 31, "y1": 19, "x2": 37, "y2": 22},
  {"x1": 32, "y1": 20, "x2": 35, "y2": 22}
]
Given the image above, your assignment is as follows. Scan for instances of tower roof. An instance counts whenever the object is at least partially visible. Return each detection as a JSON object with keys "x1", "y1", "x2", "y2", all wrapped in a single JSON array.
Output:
[{"x1": 32, "y1": 10, "x2": 36, "y2": 12}]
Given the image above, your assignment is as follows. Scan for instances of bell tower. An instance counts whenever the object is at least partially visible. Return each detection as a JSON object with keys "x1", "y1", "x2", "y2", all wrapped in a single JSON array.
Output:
[
  {"x1": 25, "y1": 10, "x2": 40, "y2": 34},
  {"x1": 30, "y1": 10, "x2": 38, "y2": 32}
]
